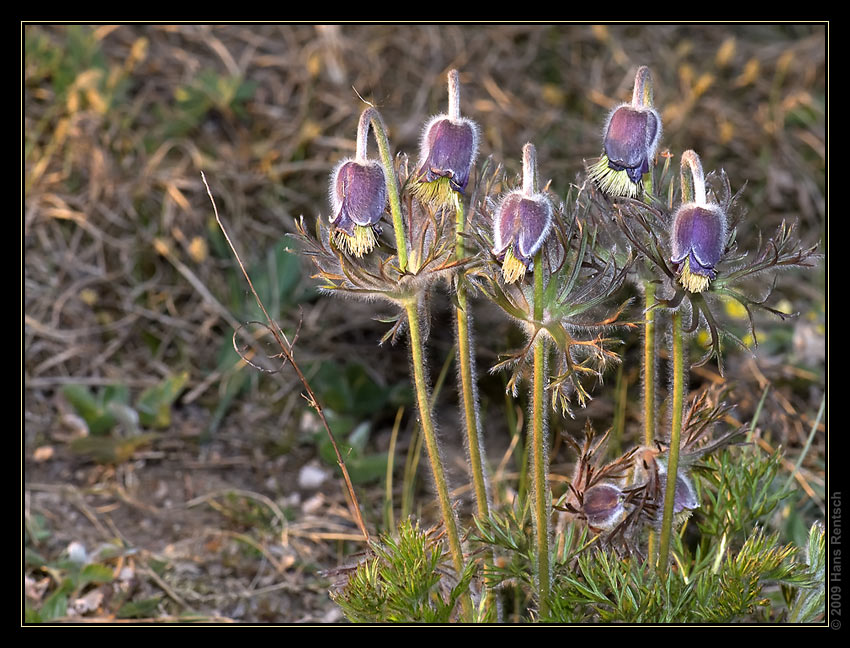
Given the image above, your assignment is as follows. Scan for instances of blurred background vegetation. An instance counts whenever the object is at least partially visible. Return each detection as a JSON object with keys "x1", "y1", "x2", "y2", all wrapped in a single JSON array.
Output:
[{"x1": 24, "y1": 23, "x2": 825, "y2": 623}]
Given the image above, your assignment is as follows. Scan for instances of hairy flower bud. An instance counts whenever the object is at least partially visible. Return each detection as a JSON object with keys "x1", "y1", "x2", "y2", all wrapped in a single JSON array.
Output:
[
  {"x1": 329, "y1": 159, "x2": 387, "y2": 257},
  {"x1": 411, "y1": 70, "x2": 479, "y2": 207},
  {"x1": 492, "y1": 190, "x2": 553, "y2": 284},
  {"x1": 492, "y1": 143, "x2": 553, "y2": 284},
  {"x1": 670, "y1": 203, "x2": 726, "y2": 294},
  {"x1": 588, "y1": 66, "x2": 662, "y2": 198},
  {"x1": 604, "y1": 106, "x2": 660, "y2": 183},
  {"x1": 582, "y1": 483, "x2": 627, "y2": 532}
]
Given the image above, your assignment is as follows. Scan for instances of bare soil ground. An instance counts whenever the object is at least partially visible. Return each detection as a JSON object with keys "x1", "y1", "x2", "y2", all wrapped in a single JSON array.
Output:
[{"x1": 24, "y1": 24, "x2": 826, "y2": 624}]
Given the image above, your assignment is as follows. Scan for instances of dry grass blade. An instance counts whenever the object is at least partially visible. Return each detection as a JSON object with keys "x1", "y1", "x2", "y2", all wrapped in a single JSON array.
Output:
[{"x1": 200, "y1": 171, "x2": 370, "y2": 544}]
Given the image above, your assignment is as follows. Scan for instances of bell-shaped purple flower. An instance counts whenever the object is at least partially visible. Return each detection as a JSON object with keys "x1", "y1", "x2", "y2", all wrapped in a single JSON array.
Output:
[
  {"x1": 329, "y1": 159, "x2": 387, "y2": 257},
  {"x1": 416, "y1": 116, "x2": 478, "y2": 194},
  {"x1": 588, "y1": 66, "x2": 662, "y2": 198},
  {"x1": 411, "y1": 70, "x2": 479, "y2": 207},
  {"x1": 492, "y1": 143, "x2": 553, "y2": 284},
  {"x1": 492, "y1": 190, "x2": 553, "y2": 284},
  {"x1": 582, "y1": 483, "x2": 627, "y2": 532},
  {"x1": 671, "y1": 203, "x2": 726, "y2": 293},
  {"x1": 603, "y1": 105, "x2": 661, "y2": 184}
]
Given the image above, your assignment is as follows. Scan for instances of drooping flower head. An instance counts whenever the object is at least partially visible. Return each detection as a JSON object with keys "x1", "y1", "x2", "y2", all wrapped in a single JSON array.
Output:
[
  {"x1": 588, "y1": 66, "x2": 662, "y2": 198},
  {"x1": 329, "y1": 110, "x2": 388, "y2": 257},
  {"x1": 411, "y1": 69, "x2": 479, "y2": 208},
  {"x1": 492, "y1": 143, "x2": 553, "y2": 284},
  {"x1": 670, "y1": 150, "x2": 727, "y2": 293}
]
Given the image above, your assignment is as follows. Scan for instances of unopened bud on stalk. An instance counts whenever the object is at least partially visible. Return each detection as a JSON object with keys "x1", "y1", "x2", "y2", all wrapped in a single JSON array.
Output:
[
  {"x1": 329, "y1": 110, "x2": 387, "y2": 257},
  {"x1": 411, "y1": 69, "x2": 479, "y2": 207},
  {"x1": 492, "y1": 143, "x2": 553, "y2": 284},
  {"x1": 582, "y1": 483, "x2": 627, "y2": 532},
  {"x1": 588, "y1": 66, "x2": 662, "y2": 198},
  {"x1": 671, "y1": 150, "x2": 727, "y2": 293}
]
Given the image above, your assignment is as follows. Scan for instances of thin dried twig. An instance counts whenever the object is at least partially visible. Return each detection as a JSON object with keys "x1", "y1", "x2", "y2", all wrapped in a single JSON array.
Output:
[{"x1": 201, "y1": 171, "x2": 370, "y2": 543}]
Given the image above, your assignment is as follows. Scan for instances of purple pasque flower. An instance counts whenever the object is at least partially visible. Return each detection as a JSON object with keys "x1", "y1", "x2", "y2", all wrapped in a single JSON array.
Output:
[
  {"x1": 670, "y1": 150, "x2": 727, "y2": 293},
  {"x1": 329, "y1": 158, "x2": 387, "y2": 257},
  {"x1": 492, "y1": 190, "x2": 554, "y2": 284},
  {"x1": 492, "y1": 143, "x2": 553, "y2": 284},
  {"x1": 603, "y1": 104, "x2": 661, "y2": 184},
  {"x1": 588, "y1": 66, "x2": 662, "y2": 198},
  {"x1": 417, "y1": 116, "x2": 478, "y2": 193},
  {"x1": 633, "y1": 446, "x2": 698, "y2": 525},
  {"x1": 670, "y1": 203, "x2": 727, "y2": 293},
  {"x1": 411, "y1": 69, "x2": 479, "y2": 207}
]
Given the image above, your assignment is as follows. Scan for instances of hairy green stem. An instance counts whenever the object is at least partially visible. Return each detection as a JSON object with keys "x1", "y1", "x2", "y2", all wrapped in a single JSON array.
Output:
[
  {"x1": 530, "y1": 250, "x2": 550, "y2": 619},
  {"x1": 657, "y1": 309, "x2": 684, "y2": 572},
  {"x1": 404, "y1": 298, "x2": 471, "y2": 620},
  {"x1": 643, "y1": 281, "x2": 658, "y2": 562},
  {"x1": 364, "y1": 108, "x2": 409, "y2": 272},
  {"x1": 454, "y1": 197, "x2": 491, "y2": 520},
  {"x1": 632, "y1": 65, "x2": 654, "y2": 109},
  {"x1": 642, "y1": 282, "x2": 657, "y2": 447},
  {"x1": 680, "y1": 149, "x2": 706, "y2": 206},
  {"x1": 455, "y1": 195, "x2": 502, "y2": 622}
]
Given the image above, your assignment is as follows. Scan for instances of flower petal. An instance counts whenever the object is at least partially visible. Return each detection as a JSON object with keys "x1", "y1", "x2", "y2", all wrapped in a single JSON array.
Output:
[
  {"x1": 330, "y1": 160, "x2": 387, "y2": 229},
  {"x1": 583, "y1": 483, "x2": 626, "y2": 529},
  {"x1": 492, "y1": 191, "x2": 553, "y2": 263},
  {"x1": 605, "y1": 106, "x2": 651, "y2": 172},
  {"x1": 671, "y1": 204, "x2": 726, "y2": 273},
  {"x1": 418, "y1": 116, "x2": 478, "y2": 193},
  {"x1": 516, "y1": 196, "x2": 554, "y2": 261}
]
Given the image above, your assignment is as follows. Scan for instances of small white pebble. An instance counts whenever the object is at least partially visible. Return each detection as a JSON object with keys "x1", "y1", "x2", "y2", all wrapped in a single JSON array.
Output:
[
  {"x1": 298, "y1": 463, "x2": 329, "y2": 490},
  {"x1": 66, "y1": 541, "x2": 88, "y2": 564}
]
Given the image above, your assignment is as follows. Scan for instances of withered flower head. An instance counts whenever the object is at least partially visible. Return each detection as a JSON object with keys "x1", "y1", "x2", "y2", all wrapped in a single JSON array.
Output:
[
  {"x1": 491, "y1": 143, "x2": 553, "y2": 284},
  {"x1": 588, "y1": 66, "x2": 662, "y2": 198},
  {"x1": 411, "y1": 69, "x2": 479, "y2": 207}
]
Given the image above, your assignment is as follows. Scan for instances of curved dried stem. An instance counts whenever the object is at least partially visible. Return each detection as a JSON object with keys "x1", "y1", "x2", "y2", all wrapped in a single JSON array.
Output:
[{"x1": 202, "y1": 172, "x2": 370, "y2": 544}]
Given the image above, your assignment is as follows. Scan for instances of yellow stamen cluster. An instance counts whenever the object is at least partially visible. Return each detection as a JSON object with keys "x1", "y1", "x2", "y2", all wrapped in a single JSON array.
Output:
[
  {"x1": 409, "y1": 176, "x2": 458, "y2": 208},
  {"x1": 332, "y1": 224, "x2": 378, "y2": 258},
  {"x1": 501, "y1": 247, "x2": 528, "y2": 284},
  {"x1": 677, "y1": 256, "x2": 712, "y2": 294},
  {"x1": 587, "y1": 155, "x2": 639, "y2": 199}
]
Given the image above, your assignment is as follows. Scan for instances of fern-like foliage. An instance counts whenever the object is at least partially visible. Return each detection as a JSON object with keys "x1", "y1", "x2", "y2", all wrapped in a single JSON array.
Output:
[{"x1": 327, "y1": 519, "x2": 475, "y2": 623}]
